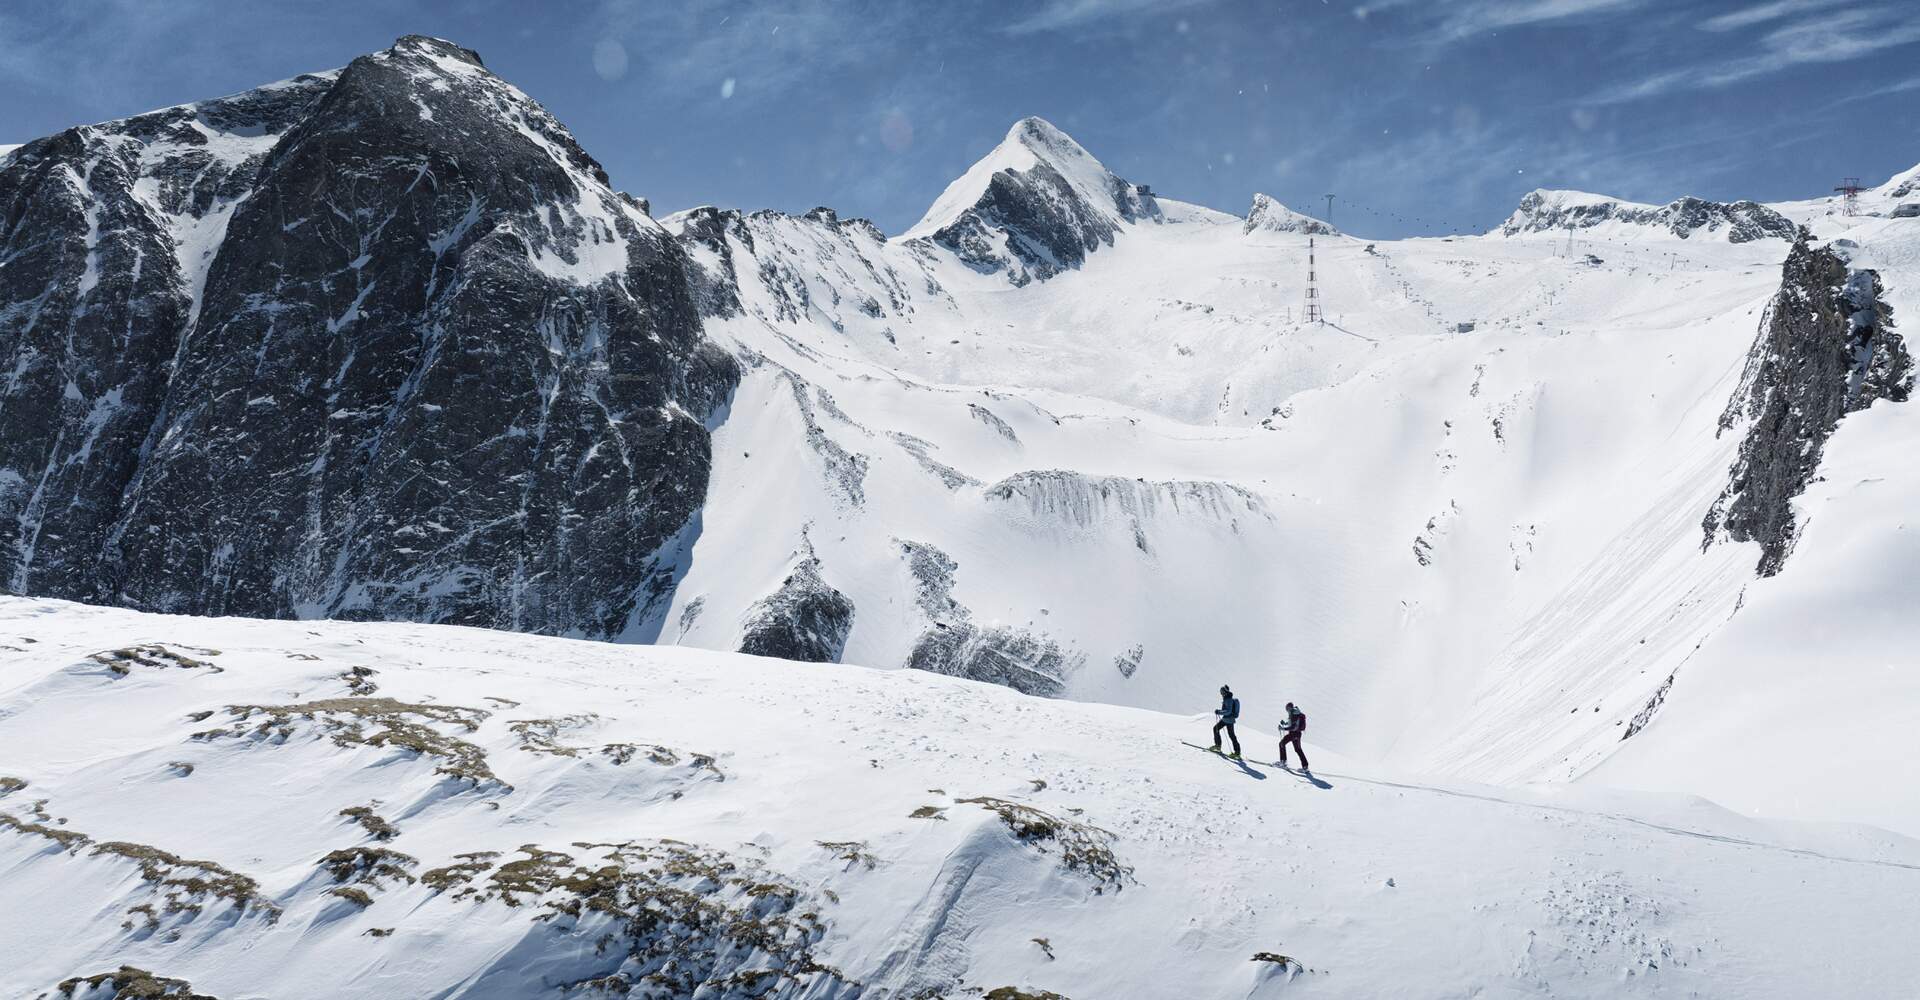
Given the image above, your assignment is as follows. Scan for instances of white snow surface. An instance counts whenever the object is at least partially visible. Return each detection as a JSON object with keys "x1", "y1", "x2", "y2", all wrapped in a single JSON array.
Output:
[{"x1": 2, "y1": 598, "x2": 1917, "y2": 998}]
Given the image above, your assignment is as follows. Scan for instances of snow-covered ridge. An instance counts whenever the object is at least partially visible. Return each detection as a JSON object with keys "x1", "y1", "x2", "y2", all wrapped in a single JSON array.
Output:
[{"x1": 1500, "y1": 187, "x2": 1796, "y2": 243}]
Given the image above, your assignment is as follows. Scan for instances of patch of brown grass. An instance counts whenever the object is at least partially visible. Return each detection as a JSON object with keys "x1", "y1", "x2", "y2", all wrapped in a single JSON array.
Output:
[
  {"x1": 56, "y1": 966, "x2": 215, "y2": 999},
  {"x1": 90, "y1": 841, "x2": 279, "y2": 920},
  {"x1": 88, "y1": 644, "x2": 222, "y2": 676},
  {"x1": 193, "y1": 697, "x2": 502, "y2": 788}
]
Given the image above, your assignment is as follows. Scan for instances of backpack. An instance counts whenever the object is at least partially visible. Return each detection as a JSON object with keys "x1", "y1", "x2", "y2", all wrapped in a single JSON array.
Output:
[{"x1": 1289, "y1": 708, "x2": 1306, "y2": 732}]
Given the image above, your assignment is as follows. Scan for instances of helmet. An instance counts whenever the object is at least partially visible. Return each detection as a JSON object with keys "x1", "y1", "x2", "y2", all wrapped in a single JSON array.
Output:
[
  {"x1": 1219, "y1": 685, "x2": 1231, "y2": 695},
  {"x1": 1286, "y1": 702, "x2": 1297, "y2": 711}
]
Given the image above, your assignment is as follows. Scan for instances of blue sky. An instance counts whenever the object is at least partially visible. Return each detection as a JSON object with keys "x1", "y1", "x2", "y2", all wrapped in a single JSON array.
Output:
[{"x1": 4, "y1": 0, "x2": 1918, "y2": 238}]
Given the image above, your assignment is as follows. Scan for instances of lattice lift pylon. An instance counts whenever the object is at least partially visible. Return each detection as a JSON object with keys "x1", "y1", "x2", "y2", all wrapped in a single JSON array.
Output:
[{"x1": 1304, "y1": 236, "x2": 1323, "y2": 325}]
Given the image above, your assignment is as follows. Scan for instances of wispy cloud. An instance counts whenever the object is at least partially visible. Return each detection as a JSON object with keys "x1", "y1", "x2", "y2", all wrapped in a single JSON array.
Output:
[
  {"x1": 1003, "y1": 0, "x2": 1217, "y2": 35},
  {"x1": 1590, "y1": 3, "x2": 1920, "y2": 103},
  {"x1": 1368, "y1": 0, "x2": 1650, "y2": 47},
  {"x1": 1696, "y1": 0, "x2": 1844, "y2": 32}
]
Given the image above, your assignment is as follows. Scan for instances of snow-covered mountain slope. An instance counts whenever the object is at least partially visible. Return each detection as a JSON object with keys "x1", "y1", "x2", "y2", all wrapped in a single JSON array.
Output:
[
  {"x1": 1586, "y1": 214, "x2": 1920, "y2": 836},
  {"x1": 3, "y1": 34, "x2": 1917, "y2": 864},
  {"x1": 5, "y1": 598, "x2": 1918, "y2": 999},
  {"x1": 660, "y1": 161, "x2": 1913, "y2": 839},
  {"x1": 1770, "y1": 161, "x2": 1920, "y2": 226}
]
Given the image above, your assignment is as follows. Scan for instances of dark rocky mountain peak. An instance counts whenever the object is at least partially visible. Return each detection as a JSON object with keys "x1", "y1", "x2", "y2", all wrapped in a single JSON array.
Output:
[
  {"x1": 0, "y1": 36, "x2": 736, "y2": 638},
  {"x1": 900, "y1": 116, "x2": 1160, "y2": 285}
]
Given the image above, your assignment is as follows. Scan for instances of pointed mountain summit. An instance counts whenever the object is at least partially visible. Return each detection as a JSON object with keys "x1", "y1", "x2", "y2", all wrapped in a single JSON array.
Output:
[
  {"x1": 1243, "y1": 193, "x2": 1337, "y2": 236},
  {"x1": 901, "y1": 116, "x2": 1159, "y2": 285}
]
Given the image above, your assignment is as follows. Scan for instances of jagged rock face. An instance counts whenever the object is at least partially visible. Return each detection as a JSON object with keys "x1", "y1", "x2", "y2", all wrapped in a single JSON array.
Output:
[
  {"x1": 0, "y1": 72, "x2": 337, "y2": 601},
  {"x1": 1704, "y1": 233, "x2": 1912, "y2": 575},
  {"x1": 1242, "y1": 193, "x2": 1335, "y2": 236},
  {"x1": 1502, "y1": 190, "x2": 1795, "y2": 243},
  {"x1": 736, "y1": 553, "x2": 854, "y2": 662},
  {"x1": 914, "y1": 118, "x2": 1158, "y2": 286},
  {"x1": 0, "y1": 36, "x2": 737, "y2": 638}
]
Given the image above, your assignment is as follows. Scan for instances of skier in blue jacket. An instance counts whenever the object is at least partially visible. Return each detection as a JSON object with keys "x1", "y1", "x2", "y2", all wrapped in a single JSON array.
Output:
[{"x1": 1211, "y1": 685, "x2": 1242, "y2": 759}]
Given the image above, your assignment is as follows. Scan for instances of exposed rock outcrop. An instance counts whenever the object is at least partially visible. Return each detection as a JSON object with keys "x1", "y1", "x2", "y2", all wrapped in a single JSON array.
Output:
[
  {"x1": 737, "y1": 543, "x2": 855, "y2": 663},
  {"x1": 1703, "y1": 231, "x2": 1913, "y2": 575}
]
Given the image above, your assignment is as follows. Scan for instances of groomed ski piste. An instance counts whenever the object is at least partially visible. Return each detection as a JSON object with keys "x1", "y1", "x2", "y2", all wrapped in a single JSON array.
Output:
[{"x1": 4, "y1": 598, "x2": 1919, "y2": 999}]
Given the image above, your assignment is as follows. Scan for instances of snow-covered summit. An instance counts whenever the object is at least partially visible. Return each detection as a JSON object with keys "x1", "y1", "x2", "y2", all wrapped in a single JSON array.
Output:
[
  {"x1": 899, "y1": 116, "x2": 1160, "y2": 284},
  {"x1": 1501, "y1": 187, "x2": 1795, "y2": 243},
  {"x1": 905, "y1": 117, "x2": 1137, "y2": 237},
  {"x1": 1242, "y1": 192, "x2": 1337, "y2": 236}
]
